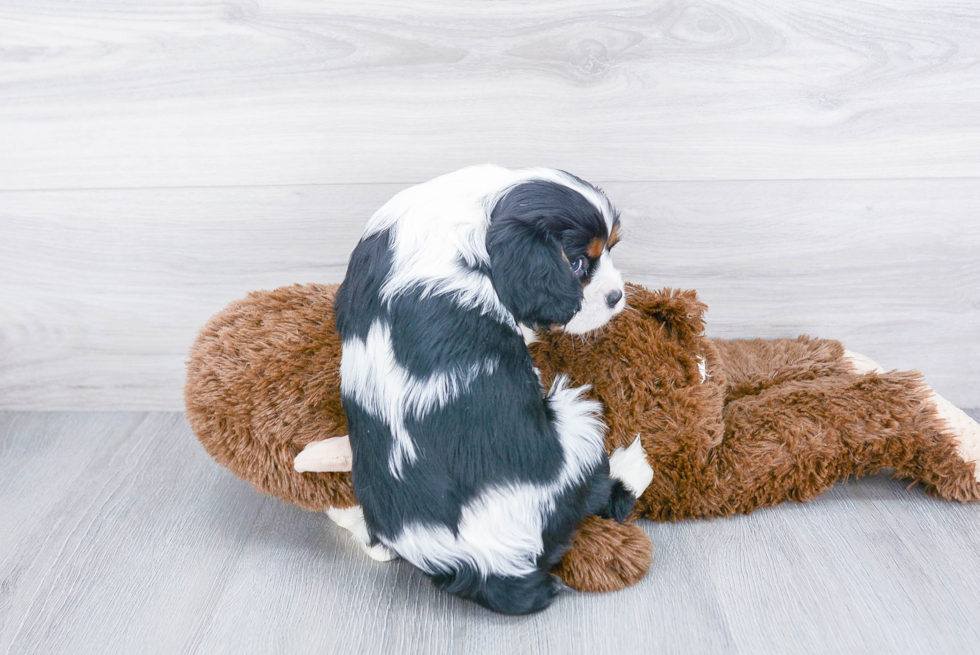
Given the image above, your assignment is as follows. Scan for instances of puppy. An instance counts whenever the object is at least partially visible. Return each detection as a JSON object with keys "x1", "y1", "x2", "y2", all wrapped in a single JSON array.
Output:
[{"x1": 333, "y1": 165, "x2": 652, "y2": 614}]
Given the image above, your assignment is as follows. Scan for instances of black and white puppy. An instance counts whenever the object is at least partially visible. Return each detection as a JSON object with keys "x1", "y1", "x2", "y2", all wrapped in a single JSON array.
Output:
[{"x1": 334, "y1": 165, "x2": 653, "y2": 615}]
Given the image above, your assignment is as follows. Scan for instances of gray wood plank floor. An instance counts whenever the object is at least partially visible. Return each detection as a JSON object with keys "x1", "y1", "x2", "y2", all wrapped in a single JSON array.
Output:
[{"x1": 3, "y1": 410, "x2": 980, "y2": 654}]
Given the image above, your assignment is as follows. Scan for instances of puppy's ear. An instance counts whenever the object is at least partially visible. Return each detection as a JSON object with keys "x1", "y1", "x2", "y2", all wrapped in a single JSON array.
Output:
[{"x1": 487, "y1": 216, "x2": 581, "y2": 327}]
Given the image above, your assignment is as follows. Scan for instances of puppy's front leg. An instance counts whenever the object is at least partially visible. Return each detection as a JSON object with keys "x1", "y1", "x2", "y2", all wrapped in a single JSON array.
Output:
[
  {"x1": 596, "y1": 435, "x2": 654, "y2": 522},
  {"x1": 609, "y1": 435, "x2": 654, "y2": 497}
]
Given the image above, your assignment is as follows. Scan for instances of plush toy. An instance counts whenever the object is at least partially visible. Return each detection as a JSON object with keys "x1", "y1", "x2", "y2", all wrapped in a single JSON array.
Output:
[{"x1": 185, "y1": 283, "x2": 980, "y2": 593}]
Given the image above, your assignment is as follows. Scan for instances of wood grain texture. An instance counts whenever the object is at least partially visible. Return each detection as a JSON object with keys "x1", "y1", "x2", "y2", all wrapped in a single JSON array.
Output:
[
  {"x1": 1, "y1": 410, "x2": 979, "y2": 654},
  {"x1": 2, "y1": 0, "x2": 979, "y2": 189},
  {"x1": 1, "y1": 179, "x2": 977, "y2": 410},
  {"x1": 0, "y1": 184, "x2": 392, "y2": 410}
]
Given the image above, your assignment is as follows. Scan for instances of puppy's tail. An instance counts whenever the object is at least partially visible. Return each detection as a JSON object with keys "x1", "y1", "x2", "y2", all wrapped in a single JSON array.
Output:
[{"x1": 432, "y1": 566, "x2": 560, "y2": 615}]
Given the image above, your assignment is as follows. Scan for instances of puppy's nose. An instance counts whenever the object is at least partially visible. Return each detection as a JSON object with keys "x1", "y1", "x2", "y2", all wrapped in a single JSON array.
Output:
[{"x1": 605, "y1": 289, "x2": 623, "y2": 308}]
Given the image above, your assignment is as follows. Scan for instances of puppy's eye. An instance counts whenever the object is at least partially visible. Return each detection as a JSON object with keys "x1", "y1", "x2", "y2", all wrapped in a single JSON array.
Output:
[{"x1": 571, "y1": 256, "x2": 588, "y2": 278}]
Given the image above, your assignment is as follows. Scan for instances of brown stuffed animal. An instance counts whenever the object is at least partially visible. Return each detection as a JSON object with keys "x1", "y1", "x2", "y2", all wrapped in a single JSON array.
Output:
[{"x1": 185, "y1": 283, "x2": 980, "y2": 593}]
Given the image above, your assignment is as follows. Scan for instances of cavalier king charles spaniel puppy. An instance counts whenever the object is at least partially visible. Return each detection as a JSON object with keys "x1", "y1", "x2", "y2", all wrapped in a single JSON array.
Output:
[{"x1": 331, "y1": 165, "x2": 653, "y2": 615}]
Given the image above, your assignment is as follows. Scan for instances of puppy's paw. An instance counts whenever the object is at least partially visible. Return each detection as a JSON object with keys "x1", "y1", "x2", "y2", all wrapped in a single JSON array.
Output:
[
  {"x1": 609, "y1": 435, "x2": 654, "y2": 497},
  {"x1": 551, "y1": 516, "x2": 653, "y2": 593},
  {"x1": 361, "y1": 542, "x2": 398, "y2": 562},
  {"x1": 294, "y1": 435, "x2": 353, "y2": 472},
  {"x1": 326, "y1": 505, "x2": 399, "y2": 562}
]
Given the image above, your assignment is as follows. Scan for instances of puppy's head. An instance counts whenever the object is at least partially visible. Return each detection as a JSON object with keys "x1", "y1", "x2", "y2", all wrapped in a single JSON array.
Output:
[{"x1": 487, "y1": 176, "x2": 625, "y2": 334}]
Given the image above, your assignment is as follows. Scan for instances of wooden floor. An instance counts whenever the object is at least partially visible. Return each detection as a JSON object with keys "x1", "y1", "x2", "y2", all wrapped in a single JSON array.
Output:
[{"x1": 3, "y1": 409, "x2": 980, "y2": 654}]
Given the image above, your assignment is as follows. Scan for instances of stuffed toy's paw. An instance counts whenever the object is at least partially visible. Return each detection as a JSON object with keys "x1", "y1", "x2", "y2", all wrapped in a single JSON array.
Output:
[
  {"x1": 927, "y1": 392, "x2": 980, "y2": 483},
  {"x1": 294, "y1": 436, "x2": 353, "y2": 473},
  {"x1": 845, "y1": 349, "x2": 980, "y2": 486},
  {"x1": 551, "y1": 516, "x2": 654, "y2": 593}
]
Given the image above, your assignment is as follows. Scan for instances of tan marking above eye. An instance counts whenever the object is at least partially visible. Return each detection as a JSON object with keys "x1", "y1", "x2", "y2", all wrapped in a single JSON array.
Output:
[
  {"x1": 608, "y1": 224, "x2": 621, "y2": 248},
  {"x1": 586, "y1": 237, "x2": 605, "y2": 259}
]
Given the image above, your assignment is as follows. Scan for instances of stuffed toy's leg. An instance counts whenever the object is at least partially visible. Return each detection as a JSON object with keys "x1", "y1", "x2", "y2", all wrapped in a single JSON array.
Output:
[
  {"x1": 843, "y1": 350, "x2": 980, "y2": 488},
  {"x1": 706, "y1": 341, "x2": 980, "y2": 515}
]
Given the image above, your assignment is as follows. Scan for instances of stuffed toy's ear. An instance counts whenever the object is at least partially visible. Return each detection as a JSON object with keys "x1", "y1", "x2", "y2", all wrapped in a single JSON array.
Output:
[
  {"x1": 626, "y1": 284, "x2": 707, "y2": 340},
  {"x1": 487, "y1": 216, "x2": 582, "y2": 328}
]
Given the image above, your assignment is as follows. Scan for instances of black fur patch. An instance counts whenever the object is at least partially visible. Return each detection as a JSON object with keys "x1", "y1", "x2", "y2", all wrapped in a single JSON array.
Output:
[
  {"x1": 599, "y1": 479, "x2": 637, "y2": 523},
  {"x1": 346, "y1": 289, "x2": 564, "y2": 538},
  {"x1": 432, "y1": 567, "x2": 560, "y2": 616},
  {"x1": 334, "y1": 228, "x2": 393, "y2": 339},
  {"x1": 487, "y1": 180, "x2": 610, "y2": 328}
]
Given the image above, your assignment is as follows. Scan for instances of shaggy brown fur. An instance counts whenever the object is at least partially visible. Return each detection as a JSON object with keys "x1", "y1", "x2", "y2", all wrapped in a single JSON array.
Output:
[
  {"x1": 532, "y1": 286, "x2": 980, "y2": 523},
  {"x1": 185, "y1": 283, "x2": 980, "y2": 593},
  {"x1": 185, "y1": 284, "x2": 355, "y2": 512},
  {"x1": 549, "y1": 516, "x2": 654, "y2": 593}
]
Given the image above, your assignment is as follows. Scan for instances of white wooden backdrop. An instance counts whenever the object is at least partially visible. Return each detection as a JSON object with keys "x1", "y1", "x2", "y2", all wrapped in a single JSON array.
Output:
[{"x1": 1, "y1": 0, "x2": 978, "y2": 410}]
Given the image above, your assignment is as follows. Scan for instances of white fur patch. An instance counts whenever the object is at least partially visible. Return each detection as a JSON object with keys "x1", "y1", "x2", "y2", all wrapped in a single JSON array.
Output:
[
  {"x1": 366, "y1": 165, "x2": 521, "y2": 327},
  {"x1": 564, "y1": 252, "x2": 626, "y2": 334},
  {"x1": 519, "y1": 324, "x2": 539, "y2": 345},
  {"x1": 608, "y1": 435, "x2": 654, "y2": 497},
  {"x1": 340, "y1": 320, "x2": 498, "y2": 477},
  {"x1": 697, "y1": 356, "x2": 708, "y2": 383},
  {"x1": 384, "y1": 376, "x2": 607, "y2": 578},
  {"x1": 326, "y1": 506, "x2": 398, "y2": 562}
]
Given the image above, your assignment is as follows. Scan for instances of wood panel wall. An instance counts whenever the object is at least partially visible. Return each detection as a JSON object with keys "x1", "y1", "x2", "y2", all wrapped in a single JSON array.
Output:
[{"x1": 1, "y1": 0, "x2": 977, "y2": 409}]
